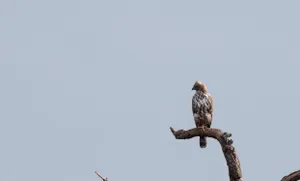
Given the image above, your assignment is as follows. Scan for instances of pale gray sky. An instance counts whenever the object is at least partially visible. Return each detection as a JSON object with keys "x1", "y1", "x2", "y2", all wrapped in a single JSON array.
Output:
[{"x1": 1, "y1": 1, "x2": 300, "y2": 181}]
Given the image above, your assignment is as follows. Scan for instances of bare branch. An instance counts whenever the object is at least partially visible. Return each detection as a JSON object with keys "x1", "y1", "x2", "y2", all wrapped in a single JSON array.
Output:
[
  {"x1": 95, "y1": 171, "x2": 108, "y2": 181},
  {"x1": 281, "y1": 170, "x2": 300, "y2": 181},
  {"x1": 170, "y1": 127, "x2": 242, "y2": 181}
]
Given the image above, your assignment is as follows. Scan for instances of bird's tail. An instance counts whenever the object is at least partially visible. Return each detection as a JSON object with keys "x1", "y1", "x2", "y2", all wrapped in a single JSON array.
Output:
[{"x1": 200, "y1": 136, "x2": 207, "y2": 148}]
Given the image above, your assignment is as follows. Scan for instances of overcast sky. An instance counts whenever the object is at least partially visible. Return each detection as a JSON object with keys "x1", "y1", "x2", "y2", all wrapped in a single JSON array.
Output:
[{"x1": 1, "y1": 1, "x2": 300, "y2": 181}]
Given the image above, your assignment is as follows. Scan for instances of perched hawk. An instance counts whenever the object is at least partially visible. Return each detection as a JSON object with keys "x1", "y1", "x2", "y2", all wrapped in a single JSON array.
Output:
[{"x1": 192, "y1": 81, "x2": 213, "y2": 148}]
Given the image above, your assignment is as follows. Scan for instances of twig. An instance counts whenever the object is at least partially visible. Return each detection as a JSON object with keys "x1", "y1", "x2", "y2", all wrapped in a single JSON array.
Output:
[{"x1": 95, "y1": 171, "x2": 108, "y2": 181}]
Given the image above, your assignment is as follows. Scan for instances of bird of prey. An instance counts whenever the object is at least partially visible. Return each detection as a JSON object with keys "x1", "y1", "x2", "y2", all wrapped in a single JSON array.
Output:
[{"x1": 192, "y1": 81, "x2": 213, "y2": 148}]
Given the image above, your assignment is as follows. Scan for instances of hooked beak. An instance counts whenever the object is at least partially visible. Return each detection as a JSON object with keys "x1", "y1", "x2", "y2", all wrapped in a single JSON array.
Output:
[{"x1": 192, "y1": 86, "x2": 196, "y2": 90}]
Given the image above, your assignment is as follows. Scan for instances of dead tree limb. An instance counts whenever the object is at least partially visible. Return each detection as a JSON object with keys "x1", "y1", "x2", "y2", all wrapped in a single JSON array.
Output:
[
  {"x1": 281, "y1": 170, "x2": 300, "y2": 181},
  {"x1": 170, "y1": 127, "x2": 300, "y2": 181},
  {"x1": 170, "y1": 127, "x2": 242, "y2": 181}
]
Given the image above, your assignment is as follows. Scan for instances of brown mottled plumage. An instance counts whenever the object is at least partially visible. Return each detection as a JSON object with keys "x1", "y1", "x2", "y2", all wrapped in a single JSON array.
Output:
[{"x1": 192, "y1": 81, "x2": 213, "y2": 148}]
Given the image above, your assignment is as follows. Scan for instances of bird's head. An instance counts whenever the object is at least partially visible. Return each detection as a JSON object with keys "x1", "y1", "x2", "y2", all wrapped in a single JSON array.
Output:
[{"x1": 192, "y1": 81, "x2": 207, "y2": 93}]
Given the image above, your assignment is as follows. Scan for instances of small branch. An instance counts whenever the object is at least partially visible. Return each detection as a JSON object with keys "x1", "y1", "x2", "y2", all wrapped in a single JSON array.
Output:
[
  {"x1": 170, "y1": 127, "x2": 242, "y2": 181},
  {"x1": 281, "y1": 170, "x2": 300, "y2": 181},
  {"x1": 95, "y1": 171, "x2": 108, "y2": 181}
]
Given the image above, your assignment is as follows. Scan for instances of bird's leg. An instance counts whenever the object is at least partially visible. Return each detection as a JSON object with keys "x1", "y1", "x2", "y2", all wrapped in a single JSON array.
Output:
[
  {"x1": 195, "y1": 121, "x2": 200, "y2": 128},
  {"x1": 199, "y1": 125, "x2": 205, "y2": 131}
]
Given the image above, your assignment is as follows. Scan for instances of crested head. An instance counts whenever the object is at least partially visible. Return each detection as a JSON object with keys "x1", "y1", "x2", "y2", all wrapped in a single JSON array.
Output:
[{"x1": 192, "y1": 81, "x2": 207, "y2": 93}]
